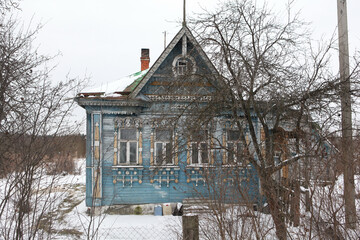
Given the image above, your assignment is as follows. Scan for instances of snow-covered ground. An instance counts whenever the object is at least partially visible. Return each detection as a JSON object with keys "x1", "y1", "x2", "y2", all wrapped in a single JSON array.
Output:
[
  {"x1": 0, "y1": 159, "x2": 181, "y2": 239},
  {"x1": 1, "y1": 158, "x2": 359, "y2": 239},
  {"x1": 39, "y1": 159, "x2": 181, "y2": 239}
]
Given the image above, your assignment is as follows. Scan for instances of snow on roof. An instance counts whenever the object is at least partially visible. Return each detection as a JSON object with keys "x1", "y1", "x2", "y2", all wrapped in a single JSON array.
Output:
[{"x1": 80, "y1": 69, "x2": 148, "y2": 96}]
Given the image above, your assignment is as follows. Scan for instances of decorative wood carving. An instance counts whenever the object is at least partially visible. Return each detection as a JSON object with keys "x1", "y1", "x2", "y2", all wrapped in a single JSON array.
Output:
[
  {"x1": 222, "y1": 132, "x2": 226, "y2": 165},
  {"x1": 150, "y1": 132, "x2": 154, "y2": 165},
  {"x1": 115, "y1": 117, "x2": 143, "y2": 128},
  {"x1": 113, "y1": 131, "x2": 117, "y2": 165},
  {"x1": 138, "y1": 131, "x2": 143, "y2": 165}
]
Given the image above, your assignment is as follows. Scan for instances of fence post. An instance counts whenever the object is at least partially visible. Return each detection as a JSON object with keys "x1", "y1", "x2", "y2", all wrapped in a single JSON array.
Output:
[{"x1": 182, "y1": 215, "x2": 199, "y2": 240}]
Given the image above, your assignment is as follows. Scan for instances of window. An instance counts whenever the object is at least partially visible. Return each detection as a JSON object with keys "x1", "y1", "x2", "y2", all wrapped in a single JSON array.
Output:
[
  {"x1": 227, "y1": 130, "x2": 244, "y2": 164},
  {"x1": 119, "y1": 128, "x2": 138, "y2": 164},
  {"x1": 172, "y1": 55, "x2": 196, "y2": 76},
  {"x1": 176, "y1": 59, "x2": 188, "y2": 75},
  {"x1": 190, "y1": 130, "x2": 209, "y2": 165},
  {"x1": 155, "y1": 129, "x2": 173, "y2": 165}
]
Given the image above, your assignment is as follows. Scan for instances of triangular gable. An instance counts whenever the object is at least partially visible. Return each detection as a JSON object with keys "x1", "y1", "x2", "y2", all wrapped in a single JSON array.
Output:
[{"x1": 129, "y1": 26, "x2": 218, "y2": 99}]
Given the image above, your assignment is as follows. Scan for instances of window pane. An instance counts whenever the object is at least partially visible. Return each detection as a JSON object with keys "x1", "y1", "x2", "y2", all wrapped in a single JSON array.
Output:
[
  {"x1": 192, "y1": 130, "x2": 206, "y2": 142},
  {"x1": 177, "y1": 59, "x2": 187, "y2": 75},
  {"x1": 120, "y1": 142, "x2": 127, "y2": 163},
  {"x1": 236, "y1": 142, "x2": 244, "y2": 160},
  {"x1": 129, "y1": 142, "x2": 137, "y2": 164},
  {"x1": 178, "y1": 60, "x2": 187, "y2": 66},
  {"x1": 165, "y1": 143, "x2": 172, "y2": 164},
  {"x1": 228, "y1": 130, "x2": 240, "y2": 141},
  {"x1": 120, "y1": 129, "x2": 137, "y2": 140},
  {"x1": 192, "y1": 143, "x2": 198, "y2": 164},
  {"x1": 156, "y1": 143, "x2": 163, "y2": 164},
  {"x1": 228, "y1": 142, "x2": 234, "y2": 164},
  {"x1": 201, "y1": 143, "x2": 208, "y2": 163},
  {"x1": 156, "y1": 130, "x2": 171, "y2": 141}
]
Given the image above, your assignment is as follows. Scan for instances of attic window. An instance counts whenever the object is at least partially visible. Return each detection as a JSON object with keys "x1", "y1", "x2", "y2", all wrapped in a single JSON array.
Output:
[
  {"x1": 176, "y1": 59, "x2": 188, "y2": 75},
  {"x1": 173, "y1": 55, "x2": 196, "y2": 76}
]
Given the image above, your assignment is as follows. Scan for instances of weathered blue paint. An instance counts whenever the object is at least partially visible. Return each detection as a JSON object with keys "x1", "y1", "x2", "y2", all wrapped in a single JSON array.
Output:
[{"x1": 82, "y1": 113, "x2": 262, "y2": 206}]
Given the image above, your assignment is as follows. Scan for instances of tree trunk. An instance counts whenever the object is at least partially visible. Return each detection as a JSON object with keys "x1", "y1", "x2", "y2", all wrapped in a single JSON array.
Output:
[
  {"x1": 262, "y1": 176, "x2": 287, "y2": 240},
  {"x1": 292, "y1": 181, "x2": 300, "y2": 227}
]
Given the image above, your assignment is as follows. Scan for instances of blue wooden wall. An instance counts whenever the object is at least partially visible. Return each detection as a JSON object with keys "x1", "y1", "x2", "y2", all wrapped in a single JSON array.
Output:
[{"x1": 85, "y1": 108, "x2": 262, "y2": 207}]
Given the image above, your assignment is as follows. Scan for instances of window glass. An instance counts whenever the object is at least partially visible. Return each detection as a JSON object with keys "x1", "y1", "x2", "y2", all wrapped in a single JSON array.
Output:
[
  {"x1": 201, "y1": 143, "x2": 208, "y2": 163},
  {"x1": 118, "y1": 128, "x2": 138, "y2": 164},
  {"x1": 192, "y1": 143, "x2": 199, "y2": 164},
  {"x1": 228, "y1": 130, "x2": 240, "y2": 141},
  {"x1": 165, "y1": 143, "x2": 172, "y2": 164},
  {"x1": 236, "y1": 142, "x2": 244, "y2": 160},
  {"x1": 156, "y1": 129, "x2": 171, "y2": 141},
  {"x1": 156, "y1": 142, "x2": 163, "y2": 164},
  {"x1": 179, "y1": 60, "x2": 187, "y2": 66},
  {"x1": 120, "y1": 129, "x2": 137, "y2": 140},
  {"x1": 155, "y1": 129, "x2": 174, "y2": 165},
  {"x1": 120, "y1": 142, "x2": 127, "y2": 163},
  {"x1": 190, "y1": 130, "x2": 210, "y2": 164},
  {"x1": 191, "y1": 130, "x2": 206, "y2": 142},
  {"x1": 228, "y1": 142, "x2": 234, "y2": 164},
  {"x1": 129, "y1": 142, "x2": 137, "y2": 163},
  {"x1": 177, "y1": 59, "x2": 187, "y2": 75}
]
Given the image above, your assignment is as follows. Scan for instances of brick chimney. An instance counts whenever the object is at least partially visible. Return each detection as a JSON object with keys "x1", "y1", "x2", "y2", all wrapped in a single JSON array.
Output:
[{"x1": 140, "y1": 48, "x2": 150, "y2": 71}]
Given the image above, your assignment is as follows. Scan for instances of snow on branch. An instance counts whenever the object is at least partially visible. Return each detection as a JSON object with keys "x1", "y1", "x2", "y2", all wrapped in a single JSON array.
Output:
[{"x1": 268, "y1": 154, "x2": 305, "y2": 173}]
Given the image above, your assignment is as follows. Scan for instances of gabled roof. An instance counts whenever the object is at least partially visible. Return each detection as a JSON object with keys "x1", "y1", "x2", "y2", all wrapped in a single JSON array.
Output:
[
  {"x1": 129, "y1": 26, "x2": 219, "y2": 99},
  {"x1": 76, "y1": 25, "x2": 218, "y2": 102}
]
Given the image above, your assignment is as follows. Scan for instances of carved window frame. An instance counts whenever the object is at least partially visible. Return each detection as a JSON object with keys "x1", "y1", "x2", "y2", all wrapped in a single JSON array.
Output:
[
  {"x1": 118, "y1": 128, "x2": 138, "y2": 165},
  {"x1": 114, "y1": 118, "x2": 142, "y2": 166}
]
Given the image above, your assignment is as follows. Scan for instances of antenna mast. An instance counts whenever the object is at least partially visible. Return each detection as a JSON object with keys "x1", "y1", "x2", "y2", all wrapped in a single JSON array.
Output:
[
  {"x1": 163, "y1": 31, "x2": 167, "y2": 49},
  {"x1": 183, "y1": 0, "x2": 186, "y2": 26}
]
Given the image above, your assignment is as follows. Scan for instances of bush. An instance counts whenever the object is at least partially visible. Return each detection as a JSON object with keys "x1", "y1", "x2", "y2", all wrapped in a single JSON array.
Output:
[
  {"x1": 45, "y1": 153, "x2": 75, "y2": 175},
  {"x1": 134, "y1": 206, "x2": 142, "y2": 215}
]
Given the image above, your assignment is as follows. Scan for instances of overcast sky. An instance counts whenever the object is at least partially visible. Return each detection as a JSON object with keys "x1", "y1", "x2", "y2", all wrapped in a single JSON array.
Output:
[{"x1": 19, "y1": 0, "x2": 360, "y2": 130}]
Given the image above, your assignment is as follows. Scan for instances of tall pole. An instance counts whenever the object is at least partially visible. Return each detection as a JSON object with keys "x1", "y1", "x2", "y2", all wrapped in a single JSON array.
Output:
[
  {"x1": 163, "y1": 31, "x2": 167, "y2": 49},
  {"x1": 337, "y1": 0, "x2": 356, "y2": 229},
  {"x1": 183, "y1": 0, "x2": 186, "y2": 27}
]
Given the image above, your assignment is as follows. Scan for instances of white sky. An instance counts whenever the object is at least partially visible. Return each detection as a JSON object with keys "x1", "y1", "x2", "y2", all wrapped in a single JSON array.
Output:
[{"x1": 19, "y1": 0, "x2": 360, "y2": 131}]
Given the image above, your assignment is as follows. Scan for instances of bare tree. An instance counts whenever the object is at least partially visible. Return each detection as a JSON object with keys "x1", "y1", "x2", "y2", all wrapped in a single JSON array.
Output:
[
  {"x1": 0, "y1": 0, "x2": 19, "y2": 14},
  {"x1": 175, "y1": 0, "x2": 360, "y2": 239},
  {"x1": 0, "y1": 2, "x2": 85, "y2": 239}
]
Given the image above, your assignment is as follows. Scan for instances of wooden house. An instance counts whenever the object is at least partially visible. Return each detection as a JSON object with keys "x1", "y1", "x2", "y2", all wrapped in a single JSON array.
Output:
[
  {"x1": 76, "y1": 22, "x2": 337, "y2": 209},
  {"x1": 76, "y1": 25, "x2": 264, "y2": 207}
]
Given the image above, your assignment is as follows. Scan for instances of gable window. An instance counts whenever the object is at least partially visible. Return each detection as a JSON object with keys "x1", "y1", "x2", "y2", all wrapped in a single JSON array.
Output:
[
  {"x1": 119, "y1": 128, "x2": 138, "y2": 164},
  {"x1": 227, "y1": 130, "x2": 244, "y2": 164},
  {"x1": 172, "y1": 55, "x2": 196, "y2": 76},
  {"x1": 155, "y1": 129, "x2": 173, "y2": 165},
  {"x1": 190, "y1": 130, "x2": 209, "y2": 165},
  {"x1": 176, "y1": 59, "x2": 188, "y2": 75}
]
